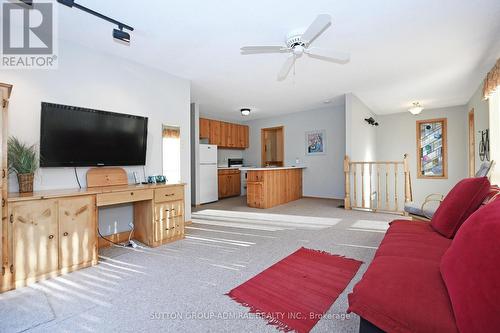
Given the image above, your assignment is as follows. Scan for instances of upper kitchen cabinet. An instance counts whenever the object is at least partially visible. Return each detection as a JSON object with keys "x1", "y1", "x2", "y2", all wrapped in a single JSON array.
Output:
[
  {"x1": 200, "y1": 118, "x2": 249, "y2": 149},
  {"x1": 199, "y1": 118, "x2": 210, "y2": 139}
]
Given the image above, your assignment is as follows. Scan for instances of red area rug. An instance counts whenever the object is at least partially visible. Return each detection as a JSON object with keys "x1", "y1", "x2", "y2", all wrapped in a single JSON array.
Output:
[{"x1": 226, "y1": 247, "x2": 362, "y2": 333}]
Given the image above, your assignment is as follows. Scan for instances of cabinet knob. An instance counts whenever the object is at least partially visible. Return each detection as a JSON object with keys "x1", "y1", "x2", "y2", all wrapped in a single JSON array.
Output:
[
  {"x1": 165, "y1": 193, "x2": 174, "y2": 197},
  {"x1": 48, "y1": 235, "x2": 54, "y2": 240},
  {"x1": 63, "y1": 232, "x2": 69, "y2": 236},
  {"x1": 130, "y1": 192, "x2": 134, "y2": 195}
]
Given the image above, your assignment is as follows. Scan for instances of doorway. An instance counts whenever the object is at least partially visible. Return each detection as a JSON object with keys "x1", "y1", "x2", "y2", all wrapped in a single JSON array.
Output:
[
  {"x1": 261, "y1": 126, "x2": 284, "y2": 167},
  {"x1": 468, "y1": 109, "x2": 475, "y2": 177}
]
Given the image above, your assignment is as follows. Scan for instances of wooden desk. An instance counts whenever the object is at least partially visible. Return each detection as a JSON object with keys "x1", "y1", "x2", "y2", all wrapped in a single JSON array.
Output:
[{"x1": 3, "y1": 183, "x2": 185, "y2": 291}]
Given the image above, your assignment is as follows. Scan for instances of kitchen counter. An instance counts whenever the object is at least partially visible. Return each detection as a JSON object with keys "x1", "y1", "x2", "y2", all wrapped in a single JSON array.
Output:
[
  {"x1": 239, "y1": 166, "x2": 306, "y2": 171},
  {"x1": 245, "y1": 167, "x2": 303, "y2": 208}
]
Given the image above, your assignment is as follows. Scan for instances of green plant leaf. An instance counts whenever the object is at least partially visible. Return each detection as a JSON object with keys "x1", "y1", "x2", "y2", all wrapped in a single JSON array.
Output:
[{"x1": 8, "y1": 137, "x2": 39, "y2": 175}]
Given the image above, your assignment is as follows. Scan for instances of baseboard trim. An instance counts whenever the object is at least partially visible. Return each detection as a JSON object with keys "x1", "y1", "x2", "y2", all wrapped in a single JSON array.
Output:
[
  {"x1": 185, "y1": 220, "x2": 193, "y2": 225},
  {"x1": 302, "y1": 196, "x2": 344, "y2": 200}
]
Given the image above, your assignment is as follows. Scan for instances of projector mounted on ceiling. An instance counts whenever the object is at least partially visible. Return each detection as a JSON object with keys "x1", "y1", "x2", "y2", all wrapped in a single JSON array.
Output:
[{"x1": 240, "y1": 14, "x2": 350, "y2": 81}]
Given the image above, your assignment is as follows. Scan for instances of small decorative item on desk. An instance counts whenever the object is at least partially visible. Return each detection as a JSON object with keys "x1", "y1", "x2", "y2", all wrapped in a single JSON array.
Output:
[
  {"x1": 155, "y1": 175, "x2": 166, "y2": 183},
  {"x1": 7, "y1": 137, "x2": 39, "y2": 193},
  {"x1": 147, "y1": 176, "x2": 156, "y2": 184}
]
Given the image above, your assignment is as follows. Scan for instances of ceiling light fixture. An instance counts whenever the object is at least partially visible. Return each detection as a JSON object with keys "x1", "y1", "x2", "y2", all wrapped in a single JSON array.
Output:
[
  {"x1": 241, "y1": 108, "x2": 251, "y2": 116},
  {"x1": 57, "y1": 0, "x2": 134, "y2": 44},
  {"x1": 408, "y1": 102, "x2": 424, "y2": 115}
]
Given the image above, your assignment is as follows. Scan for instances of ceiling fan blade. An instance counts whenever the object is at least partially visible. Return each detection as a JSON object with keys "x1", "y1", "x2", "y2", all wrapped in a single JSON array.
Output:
[
  {"x1": 305, "y1": 47, "x2": 350, "y2": 64},
  {"x1": 277, "y1": 55, "x2": 295, "y2": 81},
  {"x1": 301, "y1": 14, "x2": 332, "y2": 45},
  {"x1": 240, "y1": 45, "x2": 289, "y2": 54}
]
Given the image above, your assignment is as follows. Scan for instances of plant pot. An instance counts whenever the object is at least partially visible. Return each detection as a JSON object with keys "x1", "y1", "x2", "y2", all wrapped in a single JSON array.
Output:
[{"x1": 17, "y1": 173, "x2": 34, "y2": 193}]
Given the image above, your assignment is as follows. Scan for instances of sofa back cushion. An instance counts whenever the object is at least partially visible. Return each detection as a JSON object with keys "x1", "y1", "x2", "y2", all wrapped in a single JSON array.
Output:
[
  {"x1": 430, "y1": 177, "x2": 490, "y2": 238},
  {"x1": 440, "y1": 199, "x2": 500, "y2": 333}
]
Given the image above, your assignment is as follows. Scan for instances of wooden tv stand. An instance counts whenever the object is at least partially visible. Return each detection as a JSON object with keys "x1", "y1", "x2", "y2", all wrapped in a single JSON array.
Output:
[{"x1": 2, "y1": 182, "x2": 186, "y2": 292}]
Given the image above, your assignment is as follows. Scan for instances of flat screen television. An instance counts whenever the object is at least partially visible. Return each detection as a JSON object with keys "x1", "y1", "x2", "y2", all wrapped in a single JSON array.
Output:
[{"x1": 40, "y1": 102, "x2": 148, "y2": 167}]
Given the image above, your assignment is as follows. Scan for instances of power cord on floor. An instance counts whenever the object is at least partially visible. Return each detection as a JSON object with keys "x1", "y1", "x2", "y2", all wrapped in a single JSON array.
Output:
[
  {"x1": 97, "y1": 224, "x2": 136, "y2": 248},
  {"x1": 74, "y1": 167, "x2": 82, "y2": 189}
]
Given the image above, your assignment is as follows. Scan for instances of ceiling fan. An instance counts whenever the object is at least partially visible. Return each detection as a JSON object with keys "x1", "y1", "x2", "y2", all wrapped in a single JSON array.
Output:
[{"x1": 241, "y1": 14, "x2": 350, "y2": 81}]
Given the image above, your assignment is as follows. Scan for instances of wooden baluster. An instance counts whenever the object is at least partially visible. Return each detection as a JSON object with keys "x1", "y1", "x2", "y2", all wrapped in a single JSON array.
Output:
[
  {"x1": 403, "y1": 153, "x2": 412, "y2": 203},
  {"x1": 344, "y1": 156, "x2": 351, "y2": 209},
  {"x1": 369, "y1": 163, "x2": 373, "y2": 210},
  {"x1": 353, "y1": 164, "x2": 357, "y2": 208},
  {"x1": 385, "y1": 163, "x2": 389, "y2": 210},
  {"x1": 394, "y1": 163, "x2": 398, "y2": 211},
  {"x1": 377, "y1": 164, "x2": 381, "y2": 210},
  {"x1": 361, "y1": 163, "x2": 365, "y2": 208}
]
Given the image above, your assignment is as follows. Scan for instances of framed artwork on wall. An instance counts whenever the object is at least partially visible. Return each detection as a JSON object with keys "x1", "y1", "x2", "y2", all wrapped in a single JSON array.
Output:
[{"x1": 305, "y1": 130, "x2": 326, "y2": 155}]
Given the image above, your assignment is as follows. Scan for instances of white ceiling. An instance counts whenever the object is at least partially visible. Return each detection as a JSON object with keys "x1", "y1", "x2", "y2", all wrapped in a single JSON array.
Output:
[{"x1": 56, "y1": 0, "x2": 500, "y2": 120}]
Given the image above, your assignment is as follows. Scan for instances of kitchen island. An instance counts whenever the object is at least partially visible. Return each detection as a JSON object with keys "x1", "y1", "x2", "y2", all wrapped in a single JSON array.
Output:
[{"x1": 240, "y1": 166, "x2": 305, "y2": 208}]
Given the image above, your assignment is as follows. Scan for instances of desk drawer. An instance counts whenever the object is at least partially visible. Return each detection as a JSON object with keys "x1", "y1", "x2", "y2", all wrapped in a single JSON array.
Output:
[
  {"x1": 155, "y1": 201, "x2": 183, "y2": 221},
  {"x1": 154, "y1": 186, "x2": 184, "y2": 203},
  {"x1": 96, "y1": 189, "x2": 153, "y2": 207}
]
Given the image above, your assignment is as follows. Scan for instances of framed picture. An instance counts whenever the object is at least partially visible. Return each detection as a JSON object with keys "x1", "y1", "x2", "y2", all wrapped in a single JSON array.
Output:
[{"x1": 305, "y1": 130, "x2": 326, "y2": 155}]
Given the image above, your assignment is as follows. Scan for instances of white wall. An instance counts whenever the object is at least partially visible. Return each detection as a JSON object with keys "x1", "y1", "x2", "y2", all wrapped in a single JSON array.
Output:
[
  {"x1": 243, "y1": 105, "x2": 346, "y2": 199},
  {"x1": 376, "y1": 106, "x2": 468, "y2": 204},
  {"x1": 467, "y1": 81, "x2": 489, "y2": 174},
  {"x1": 345, "y1": 93, "x2": 377, "y2": 161},
  {"x1": 3, "y1": 41, "x2": 191, "y2": 234}
]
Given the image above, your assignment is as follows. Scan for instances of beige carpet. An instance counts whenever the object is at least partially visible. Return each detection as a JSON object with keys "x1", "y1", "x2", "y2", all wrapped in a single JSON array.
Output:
[{"x1": 0, "y1": 197, "x2": 404, "y2": 333}]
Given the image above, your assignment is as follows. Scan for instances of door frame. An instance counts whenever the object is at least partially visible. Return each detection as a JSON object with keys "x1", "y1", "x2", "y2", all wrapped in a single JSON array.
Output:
[
  {"x1": 261, "y1": 126, "x2": 284, "y2": 167},
  {"x1": 468, "y1": 109, "x2": 475, "y2": 177}
]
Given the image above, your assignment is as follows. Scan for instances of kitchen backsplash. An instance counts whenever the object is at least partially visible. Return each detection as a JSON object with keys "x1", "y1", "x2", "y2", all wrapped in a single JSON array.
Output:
[{"x1": 217, "y1": 149, "x2": 243, "y2": 166}]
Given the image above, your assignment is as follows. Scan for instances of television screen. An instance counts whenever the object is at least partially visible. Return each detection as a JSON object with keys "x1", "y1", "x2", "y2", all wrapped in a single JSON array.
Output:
[{"x1": 40, "y1": 102, "x2": 148, "y2": 167}]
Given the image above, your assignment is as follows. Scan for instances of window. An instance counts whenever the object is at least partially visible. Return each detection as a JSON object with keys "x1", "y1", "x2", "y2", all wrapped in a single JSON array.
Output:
[
  {"x1": 416, "y1": 118, "x2": 447, "y2": 179},
  {"x1": 162, "y1": 125, "x2": 181, "y2": 183}
]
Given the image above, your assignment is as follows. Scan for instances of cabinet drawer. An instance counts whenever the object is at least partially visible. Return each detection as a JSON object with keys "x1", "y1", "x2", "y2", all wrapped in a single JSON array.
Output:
[
  {"x1": 155, "y1": 201, "x2": 183, "y2": 221},
  {"x1": 96, "y1": 189, "x2": 153, "y2": 207},
  {"x1": 154, "y1": 216, "x2": 184, "y2": 242},
  {"x1": 154, "y1": 186, "x2": 183, "y2": 203}
]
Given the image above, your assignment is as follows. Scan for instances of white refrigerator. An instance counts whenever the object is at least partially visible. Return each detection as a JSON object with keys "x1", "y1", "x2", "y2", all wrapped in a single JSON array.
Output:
[{"x1": 199, "y1": 144, "x2": 218, "y2": 204}]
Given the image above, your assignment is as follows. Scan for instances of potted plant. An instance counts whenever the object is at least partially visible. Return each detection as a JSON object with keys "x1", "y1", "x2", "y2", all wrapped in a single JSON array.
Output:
[{"x1": 8, "y1": 137, "x2": 39, "y2": 193}]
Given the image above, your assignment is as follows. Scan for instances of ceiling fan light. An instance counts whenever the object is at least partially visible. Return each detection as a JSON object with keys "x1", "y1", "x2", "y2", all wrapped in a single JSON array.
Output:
[
  {"x1": 408, "y1": 102, "x2": 423, "y2": 115},
  {"x1": 241, "y1": 108, "x2": 251, "y2": 116}
]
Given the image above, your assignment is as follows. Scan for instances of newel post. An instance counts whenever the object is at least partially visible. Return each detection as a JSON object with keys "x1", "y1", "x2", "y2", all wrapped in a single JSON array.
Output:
[
  {"x1": 403, "y1": 154, "x2": 413, "y2": 203},
  {"x1": 344, "y1": 155, "x2": 351, "y2": 209}
]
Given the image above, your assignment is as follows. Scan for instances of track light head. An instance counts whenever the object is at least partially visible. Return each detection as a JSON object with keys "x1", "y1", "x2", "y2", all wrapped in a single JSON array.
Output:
[
  {"x1": 364, "y1": 117, "x2": 379, "y2": 126},
  {"x1": 113, "y1": 27, "x2": 130, "y2": 43}
]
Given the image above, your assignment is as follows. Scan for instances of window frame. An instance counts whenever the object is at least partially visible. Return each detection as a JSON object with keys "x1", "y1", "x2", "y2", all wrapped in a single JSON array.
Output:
[{"x1": 416, "y1": 118, "x2": 448, "y2": 179}]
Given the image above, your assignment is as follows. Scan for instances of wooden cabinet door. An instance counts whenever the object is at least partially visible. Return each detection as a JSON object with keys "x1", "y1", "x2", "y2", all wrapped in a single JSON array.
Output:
[
  {"x1": 247, "y1": 182, "x2": 263, "y2": 208},
  {"x1": 209, "y1": 120, "x2": 221, "y2": 145},
  {"x1": 199, "y1": 118, "x2": 210, "y2": 139},
  {"x1": 243, "y1": 125, "x2": 249, "y2": 148},
  {"x1": 154, "y1": 200, "x2": 183, "y2": 242},
  {"x1": 230, "y1": 173, "x2": 241, "y2": 196},
  {"x1": 11, "y1": 200, "x2": 58, "y2": 283},
  {"x1": 219, "y1": 122, "x2": 228, "y2": 147},
  {"x1": 229, "y1": 124, "x2": 238, "y2": 148},
  {"x1": 218, "y1": 174, "x2": 229, "y2": 198},
  {"x1": 58, "y1": 196, "x2": 97, "y2": 270}
]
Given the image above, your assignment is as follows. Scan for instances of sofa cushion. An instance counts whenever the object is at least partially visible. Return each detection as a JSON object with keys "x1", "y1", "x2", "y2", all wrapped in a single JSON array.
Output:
[
  {"x1": 376, "y1": 227, "x2": 452, "y2": 262},
  {"x1": 440, "y1": 199, "x2": 500, "y2": 333},
  {"x1": 430, "y1": 177, "x2": 490, "y2": 238},
  {"x1": 348, "y1": 256, "x2": 457, "y2": 333}
]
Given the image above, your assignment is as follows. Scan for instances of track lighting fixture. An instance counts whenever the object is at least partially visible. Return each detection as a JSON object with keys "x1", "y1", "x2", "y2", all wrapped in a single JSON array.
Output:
[
  {"x1": 241, "y1": 108, "x2": 251, "y2": 116},
  {"x1": 364, "y1": 117, "x2": 379, "y2": 126},
  {"x1": 57, "y1": 0, "x2": 134, "y2": 44}
]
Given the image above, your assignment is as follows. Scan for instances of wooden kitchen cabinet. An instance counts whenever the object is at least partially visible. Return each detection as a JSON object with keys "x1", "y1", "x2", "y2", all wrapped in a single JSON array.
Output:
[
  {"x1": 200, "y1": 118, "x2": 249, "y2": 149},
  {"x1": 208, "y1": 119, "x2": 221, "y2": 145},
  {"x1": 199, "y1": 118, "x2": 210, "y2": 139},
  {"x1": 11, "y1": 200, "x2": 59, "y2": 285},
  {"x1": 58, "y1": 196, "x2": 97, "y2": 272},
  {"x1": 218, "y1": 169, "x2": 241, "y2": 199}
]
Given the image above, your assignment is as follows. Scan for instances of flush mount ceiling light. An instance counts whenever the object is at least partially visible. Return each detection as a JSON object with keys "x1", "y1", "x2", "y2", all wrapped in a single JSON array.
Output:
[
  {"x1": 240, "y1": 108, "x2": 251, "y2": 116},
  {"x1": 57, "y1": 0, "x2": 134, "y2": 44},
  {"x1": 408, "y1": 102, "x2": 424, "y2": 115}
]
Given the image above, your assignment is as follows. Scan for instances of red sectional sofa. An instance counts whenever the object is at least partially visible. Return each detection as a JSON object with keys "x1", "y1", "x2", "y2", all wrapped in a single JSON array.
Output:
[{"x1": 348, "y1": 178, "x2": 500, "y2": 333}]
